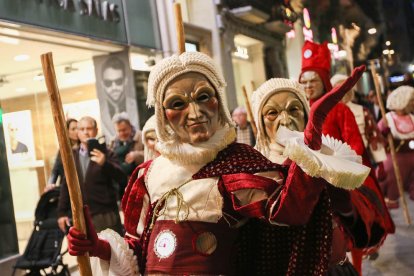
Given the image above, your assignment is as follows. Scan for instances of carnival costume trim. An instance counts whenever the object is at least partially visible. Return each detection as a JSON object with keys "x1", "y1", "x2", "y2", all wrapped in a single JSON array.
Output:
[
  {"x1": 96, "y1": 229, "x2": 139, "y2": 276},
  {"x1": 276, "y1": 126, "x2": 370, "y2": 190}
]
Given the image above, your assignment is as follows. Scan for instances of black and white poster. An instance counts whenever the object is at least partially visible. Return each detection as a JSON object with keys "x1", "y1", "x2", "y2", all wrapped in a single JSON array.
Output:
[{"x1": 93, "y1": 51, "x2": 138, "y2": 140}]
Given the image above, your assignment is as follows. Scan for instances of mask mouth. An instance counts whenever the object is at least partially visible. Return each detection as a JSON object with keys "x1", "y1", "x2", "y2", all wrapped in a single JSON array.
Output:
[{"x1": 187, "y1": 121, "x2": 208, "y2": 127}]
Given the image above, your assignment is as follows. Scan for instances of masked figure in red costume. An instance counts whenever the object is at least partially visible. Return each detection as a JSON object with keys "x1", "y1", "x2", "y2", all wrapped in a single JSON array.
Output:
[
  {"x1": 66, "y1": 52, "x2": 369, "y2": 275},
  {"x1": 239, "y1": 77, "x2": 372, "y2": 276},
  {"x1": 377, "y1": 86, "x2": 414, "y2": 207},
  {"x1": 299, "y1": 41, "x2": 395, "y2": 275}
]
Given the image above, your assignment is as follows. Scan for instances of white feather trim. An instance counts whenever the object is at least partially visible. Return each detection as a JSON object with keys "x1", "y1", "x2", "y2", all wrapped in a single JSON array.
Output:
[
  {"x1": 98, "y1": 229, "x2": 139, "y2": 276},
  {"x1": 276, "y1": 126, "x2": 370, "y2": 190}
]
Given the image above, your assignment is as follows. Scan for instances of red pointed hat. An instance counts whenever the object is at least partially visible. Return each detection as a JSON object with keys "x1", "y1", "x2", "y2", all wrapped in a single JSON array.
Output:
[{"x1": 299, "y1": 40, "x2": 332, "y2": 91}]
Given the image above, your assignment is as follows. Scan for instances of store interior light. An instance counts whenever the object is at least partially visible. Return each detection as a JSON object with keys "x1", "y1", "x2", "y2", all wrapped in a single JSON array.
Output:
[
  {"x1": 385, "y1": 41, "x2": 391, "y2": 46},
  {"x1": 33, "y1": 73, "x2": 44, "y2": 81},
  {"x1": 14, "y1": 54, "x2": 30, "y2": 62},
  {"x1": 367, "y1": 28, "x2": 377, "y2": 34},
  {"x1": 382, "y1": 49, "x2": 389, "y2": 55},
  {"x1": 0, "y1": 35, "x2": 19, "y2": 45},
  {"x1": 389, "y1": 49, "x2": 395, "y2": 55}
]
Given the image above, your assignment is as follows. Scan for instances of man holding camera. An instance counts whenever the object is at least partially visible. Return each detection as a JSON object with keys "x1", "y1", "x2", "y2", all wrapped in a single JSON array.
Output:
[{"x1": 57, "y1": 116, "x2": 126, "y2": 235}]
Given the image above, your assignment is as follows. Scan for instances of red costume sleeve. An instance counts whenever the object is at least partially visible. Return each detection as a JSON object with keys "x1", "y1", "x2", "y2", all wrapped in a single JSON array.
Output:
[
  {"x1": 221, "y1": 161, "x2": 325, "y2": 226},
  {"x1": 323, "y1": 103, "x2": 365, "y2": 156}
]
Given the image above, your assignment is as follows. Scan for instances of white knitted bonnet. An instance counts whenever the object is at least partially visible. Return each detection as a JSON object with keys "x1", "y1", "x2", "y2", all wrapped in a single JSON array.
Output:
[
  {"x1": 141, "y1": 115, "x2": 157, "y2": 143},
  {"x1": 147, "y1": 52, "x2": 234, "y2": 143},
  {"x1": 386, "y1": 85, "x2": 414, "y2": 111},
  {"x1": 330, "y1": 74, "x2": 348, "y2": 87},
  {"x1": 251, "y1": 78, "x2": 310, "y2": 153}
]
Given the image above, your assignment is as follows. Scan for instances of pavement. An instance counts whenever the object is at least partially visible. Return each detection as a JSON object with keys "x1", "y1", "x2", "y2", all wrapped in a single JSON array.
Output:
[
  {"x1": 362, "y1": 192, "x2": 414, "y2": 276},
  {"x1": 69, "y1": 194, "x2": 414, "y2": 276}
]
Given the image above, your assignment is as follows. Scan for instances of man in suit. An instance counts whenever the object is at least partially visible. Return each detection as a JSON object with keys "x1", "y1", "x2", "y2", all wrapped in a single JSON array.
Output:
[{"x1": 57, "y1": 116, "x2": 126, "y2": 235}]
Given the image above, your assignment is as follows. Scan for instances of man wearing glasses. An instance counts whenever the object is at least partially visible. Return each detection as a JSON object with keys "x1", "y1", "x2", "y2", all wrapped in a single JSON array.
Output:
[{"x1": 97, "y1": 55, "x2": 138, "y2": 140}]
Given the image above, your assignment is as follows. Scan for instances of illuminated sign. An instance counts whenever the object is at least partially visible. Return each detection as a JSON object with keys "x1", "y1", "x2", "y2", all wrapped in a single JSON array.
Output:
[
  {"x1": 29, "y1": 0, "x2": 120, "y2": 22},
  {"x1": 233, "y1": 45, "x2": 249, "y2": 60},
  {"x1": 389, "y1": 75, "x2": 405, "y2": 83},
  {"x1": 303, "y1": 8, "x2": 311, "y2": 29},
  {"x1": 331, "y1": 27, "x2": 338, "y2": 44}
]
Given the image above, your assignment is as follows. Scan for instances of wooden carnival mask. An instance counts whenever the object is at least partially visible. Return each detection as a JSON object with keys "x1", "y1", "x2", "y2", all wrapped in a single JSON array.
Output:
[
  {"x1": 163, "y1": 72, "x2": 220, "y2": 144},
  {"x1": 262, "y1": 91, "x2": 306, "y2": 144}
]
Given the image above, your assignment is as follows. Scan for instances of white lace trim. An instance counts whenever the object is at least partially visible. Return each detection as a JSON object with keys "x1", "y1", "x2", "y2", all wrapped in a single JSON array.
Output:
[
  {"x1": 276, "y1": 126, "x2": 370, "y2": 190},
  {"x1": 98, "y1": 229, "x2": 139, "y2": 276},
  {"x1": 155, "y1": 125, "x2": 236, "y2": 165}
]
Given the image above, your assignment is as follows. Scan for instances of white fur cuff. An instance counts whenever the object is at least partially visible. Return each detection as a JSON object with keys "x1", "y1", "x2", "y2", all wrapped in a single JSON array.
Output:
[
  {"x1": 276, "y1": 126, "x2": 370, "y2": 190},
  {"x1": 98, "y1": 229, "x2": 139, "y2": 276}
]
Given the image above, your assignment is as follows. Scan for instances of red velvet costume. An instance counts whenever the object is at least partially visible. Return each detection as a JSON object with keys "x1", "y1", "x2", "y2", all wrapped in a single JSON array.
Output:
[
  {"x1": 122, "y1": 143, "x2": 332, "y2": 275},
  {"x1": 300, "y1": 41, "x2": 394, "y2": 274}
]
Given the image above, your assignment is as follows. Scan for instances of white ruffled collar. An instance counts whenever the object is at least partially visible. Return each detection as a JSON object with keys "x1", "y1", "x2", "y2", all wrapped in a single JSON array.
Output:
[
  {"x1": 266, "y1": 143, "x2": 288, "y2": 165},
  {"x1": 155, "y1": 125, "x2": 236, "y2": 166}
]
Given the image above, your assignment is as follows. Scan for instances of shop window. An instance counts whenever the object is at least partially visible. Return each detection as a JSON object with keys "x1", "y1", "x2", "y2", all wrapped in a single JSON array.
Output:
[{"x1": 185, "y1": 41, "x2": 200, "y2": 52}]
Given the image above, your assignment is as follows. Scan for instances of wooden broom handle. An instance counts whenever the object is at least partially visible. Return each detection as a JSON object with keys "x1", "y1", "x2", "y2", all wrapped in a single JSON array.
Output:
[
  {"x1": 242, "y1": 85, "x2": 257, "y2": 137},
  {"x1": 41, "y1": 52, "x2": 93, "y2": 275},
  {"x1": 174, "y1": 3, "x2": 185, "y2": 54}
]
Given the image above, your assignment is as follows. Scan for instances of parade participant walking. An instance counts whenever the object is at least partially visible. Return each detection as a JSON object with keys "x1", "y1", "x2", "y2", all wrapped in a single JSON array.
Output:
[
  {"x1": 57, "y1": 116, "x2": 126, "y2": 235},
  {"x1": 331, "y1": 74, "x2": 388, "y2": 166},
  {"x1": 377, "y1": 85, "x2": 414, "y2": 207},
  {"x1": 66, "y1": 52, "x2": 369, "y2": 275},
  {"x1": 248, "y1": 77, "x2": 372, "y2": 275},
  {"x1": 299, "y1": 41, "x2": 395, "y2": 275}
]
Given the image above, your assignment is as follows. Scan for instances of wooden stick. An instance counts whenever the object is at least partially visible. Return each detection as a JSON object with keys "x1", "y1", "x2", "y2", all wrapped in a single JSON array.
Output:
[
  {"x1": 242, "y1": 85, "x2": 257, "y2": 137},
  {"x1": 41, "y1": 53, "x2": 93, "y2": 275},
  {"x1": 369, "y1": 60, "x2": 411, "y2": 225},
  {"x1": 174, "y1": 3, "x2": 185, "y2": 54}
]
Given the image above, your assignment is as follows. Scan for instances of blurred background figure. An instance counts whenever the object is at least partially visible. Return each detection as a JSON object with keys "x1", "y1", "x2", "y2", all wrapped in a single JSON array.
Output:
[
  {"x1": 232, "y1": 106, "x2": 255, "y2": 146},
  {"x1": 367, "y1": 90, "x2": 384, "y2": 122},
  {"x1": 331, "y1": 74, "x2": 388, "y2": 168},
  {"x1": 8, "y1": 122, "x2": 28, "y2": 154},
  {"x1": 377, "y1": 86, "x2": 414, "y2": 209},
  {"x1": 141, "y1": 115, "x2": 159, "y2": 162},
  {"x1": 110, "y1": 112, "x2": 144, "y2": 199},
  {"x1": 58, "y1": 116, "x2": 125, "y2": 234},
  {"x1": 44, "y1": 118, "x2": 79, "y2": 193}
]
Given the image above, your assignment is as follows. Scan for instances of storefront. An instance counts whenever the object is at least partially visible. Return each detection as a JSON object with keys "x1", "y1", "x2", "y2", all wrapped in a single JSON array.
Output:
[{"x1": 0, "y1": 0, "x2": 160, "y2": 273}]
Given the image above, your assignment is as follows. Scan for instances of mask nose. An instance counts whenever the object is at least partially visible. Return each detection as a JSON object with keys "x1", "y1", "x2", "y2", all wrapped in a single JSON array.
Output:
[
  {"x1": 188, "y1": 101, "x2": 203, "y2": 120},
  {"x1": 279, "y1": 111, "x2": 291, "y2": 126}
]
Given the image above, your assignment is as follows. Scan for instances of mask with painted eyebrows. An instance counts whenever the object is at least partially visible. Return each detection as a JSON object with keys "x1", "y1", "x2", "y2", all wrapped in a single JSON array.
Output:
[
  {"x1": 163, "y1": 72, "x2": 220, "y2": 144},
  {"x1": 262, "y1": 91, "x2": 306, "y2": 144}
]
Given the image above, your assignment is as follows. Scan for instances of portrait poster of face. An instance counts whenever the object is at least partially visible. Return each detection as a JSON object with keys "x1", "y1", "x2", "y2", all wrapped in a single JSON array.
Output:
[
  {"x1": 93, "y1": 51, "x2": 139, "y2": 141},
  {"x1": 3, "y1": 110, "x2": 36, "y2": 165}
]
